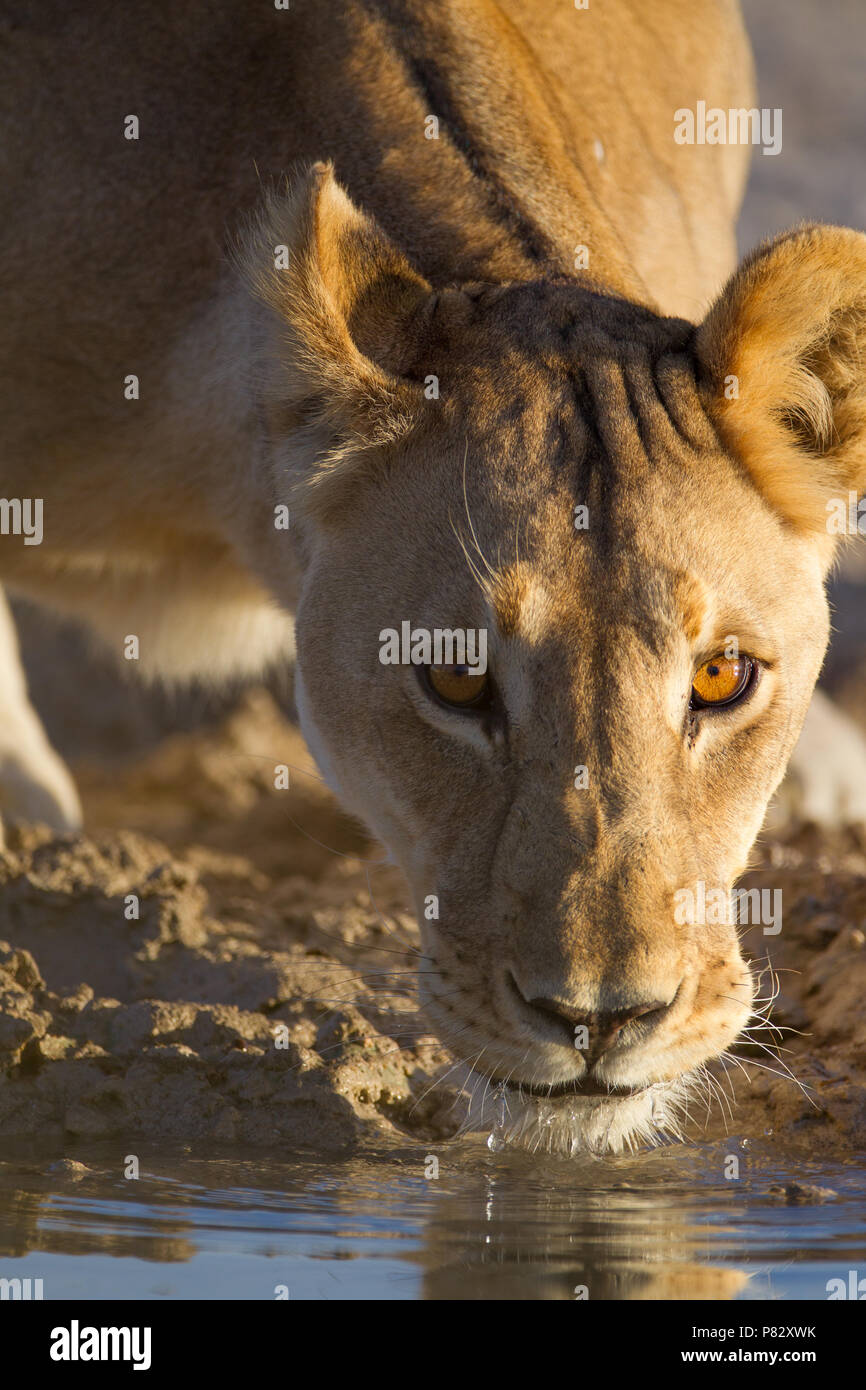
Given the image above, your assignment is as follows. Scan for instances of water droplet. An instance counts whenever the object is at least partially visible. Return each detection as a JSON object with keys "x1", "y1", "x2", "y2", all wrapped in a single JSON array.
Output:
[{"x1": 487, "y1": 1083, "x2": 508, "y2": 1152}]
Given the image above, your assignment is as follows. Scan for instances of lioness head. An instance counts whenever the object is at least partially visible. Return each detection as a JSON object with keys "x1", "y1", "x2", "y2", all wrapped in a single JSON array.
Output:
[{"x1": 246, "y1": 165, "x2": 866, "y2": 1153}]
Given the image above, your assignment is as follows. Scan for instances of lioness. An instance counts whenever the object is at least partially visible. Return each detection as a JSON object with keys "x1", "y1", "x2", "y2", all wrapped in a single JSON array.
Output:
[{"x1": 2, "y1": 0, "x2": 866, "y2": 1153}]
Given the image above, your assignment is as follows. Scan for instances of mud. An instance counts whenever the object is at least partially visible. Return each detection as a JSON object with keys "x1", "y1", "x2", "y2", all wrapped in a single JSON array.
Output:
[{"x1": 0, "y1": 692, "x2": 455, "y2": 1150}]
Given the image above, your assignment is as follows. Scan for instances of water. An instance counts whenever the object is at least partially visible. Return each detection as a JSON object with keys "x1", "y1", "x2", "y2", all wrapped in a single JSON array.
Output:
[
  {"x1": 487, "y1": 1083, "x2": 508, "y2": 1153},
  {"x1": 0, "y1": 1136, "x2": 863, "y2": 1300}
]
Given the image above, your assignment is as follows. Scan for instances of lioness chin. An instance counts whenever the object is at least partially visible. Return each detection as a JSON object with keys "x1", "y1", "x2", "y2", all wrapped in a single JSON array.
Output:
[{"x1": 2, "y1": 1, "x2": 866, "y2": 1155}]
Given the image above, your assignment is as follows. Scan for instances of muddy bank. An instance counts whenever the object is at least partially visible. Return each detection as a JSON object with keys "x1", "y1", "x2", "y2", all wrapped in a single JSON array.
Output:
[
  {"x1": 0, "y1": 693, "x2": 455, "y2": 1150},
  {"x1": 0, "y1": 687, "x2": 864, "y2": 1156}
]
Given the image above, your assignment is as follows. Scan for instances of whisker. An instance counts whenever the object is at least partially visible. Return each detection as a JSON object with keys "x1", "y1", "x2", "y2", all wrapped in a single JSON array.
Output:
[{"x1": 460, "y1": 438, "x2": 496, "y2": 581}]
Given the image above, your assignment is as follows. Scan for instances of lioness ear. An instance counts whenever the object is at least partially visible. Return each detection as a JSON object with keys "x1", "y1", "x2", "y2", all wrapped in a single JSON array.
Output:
[
  {"x1": 696, "y1": 225, "x2": 866, "y2": 537},
  {"x1": 243, "y1": 161, "x2": 433, "y2": 478}
]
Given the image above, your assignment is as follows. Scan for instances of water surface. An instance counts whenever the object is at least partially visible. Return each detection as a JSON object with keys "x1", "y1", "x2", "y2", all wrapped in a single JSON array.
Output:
[{"x1": 0, "y1": 1135, "x2": 863, "y2": 1299}]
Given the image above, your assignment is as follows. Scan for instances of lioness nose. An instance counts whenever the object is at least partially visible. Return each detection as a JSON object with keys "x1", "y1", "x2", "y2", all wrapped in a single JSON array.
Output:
[{"x1": 522, "y1": 989, "x2": 672, "y2": 1056}]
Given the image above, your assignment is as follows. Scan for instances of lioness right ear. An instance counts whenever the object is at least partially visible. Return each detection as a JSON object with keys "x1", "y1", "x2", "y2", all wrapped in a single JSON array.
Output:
[
  {"x1": 696, "y1": 225, "x2": 866, "y2": 539},
  {"x1": 243, "y1": 161, "x2": 434, "y2": 497}
]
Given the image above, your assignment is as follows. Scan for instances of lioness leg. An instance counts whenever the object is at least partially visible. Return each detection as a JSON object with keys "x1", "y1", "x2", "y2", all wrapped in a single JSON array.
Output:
[{"x1": 0, "y1": 587, "x2": 81, "y2": 843}]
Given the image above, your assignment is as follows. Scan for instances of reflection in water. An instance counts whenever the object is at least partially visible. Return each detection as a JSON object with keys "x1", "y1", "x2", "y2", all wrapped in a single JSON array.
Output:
[
  {"x1": 0, "y1": 1137, "x2": 863, "y2": 1300},
  {"x1": 419, "y1": 1167, "x2": 750, "y2": 1300}
]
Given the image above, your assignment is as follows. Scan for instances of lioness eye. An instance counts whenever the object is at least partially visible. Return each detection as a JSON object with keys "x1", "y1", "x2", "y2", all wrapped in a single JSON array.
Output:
[
  {"x1": 426, "y1": 664, "x2": 489, "y2": 709},
  {"x1": 690, "y1": 654, "x2": 754, "y2": 709}
]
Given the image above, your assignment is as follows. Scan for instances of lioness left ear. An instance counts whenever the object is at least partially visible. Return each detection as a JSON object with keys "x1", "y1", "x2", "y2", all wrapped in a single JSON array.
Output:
[
  {"x1": 696, "y1": 224, "x2": 866, "y2": 539},
  {"x1": 242, "y1": 161, "x2": 435, "y2": 509}
]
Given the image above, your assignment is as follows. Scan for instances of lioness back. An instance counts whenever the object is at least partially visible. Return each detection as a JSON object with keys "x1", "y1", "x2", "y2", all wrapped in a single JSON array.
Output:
[{"x1": 0, "y1": 0, "x2": 749, "y2": 526}]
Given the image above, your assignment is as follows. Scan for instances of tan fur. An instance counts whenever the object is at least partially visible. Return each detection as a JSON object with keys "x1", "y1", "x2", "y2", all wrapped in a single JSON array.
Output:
[
  {"x1": 2, "y1": 1, "x2": 865, "y2": 1152},
  {"x1": 698, "y1": 225, "x2": 866, "y2": 539}
]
